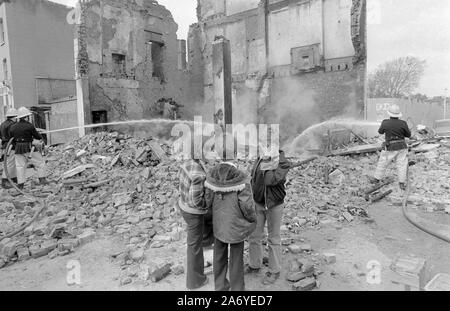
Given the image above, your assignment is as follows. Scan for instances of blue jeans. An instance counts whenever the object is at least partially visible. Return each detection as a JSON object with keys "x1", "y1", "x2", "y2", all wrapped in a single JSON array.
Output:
[{"x1": 248, "y1": 203, "x2": 283, "y2": 274}]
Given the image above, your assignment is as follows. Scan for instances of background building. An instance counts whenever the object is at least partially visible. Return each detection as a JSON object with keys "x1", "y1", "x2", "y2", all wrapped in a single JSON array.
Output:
[{"x1": 0, "y1": 0, "x2": 77, "y2": 144}]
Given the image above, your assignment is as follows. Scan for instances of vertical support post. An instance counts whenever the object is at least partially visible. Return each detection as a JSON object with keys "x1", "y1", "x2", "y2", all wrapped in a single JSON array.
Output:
[
  {"x1": 74, "y1": 0, "x2": 90, "y2": 138},
  {"x1": 212, "y1": 37, "x2": 233, "y2": 159},
  {"x1": 76, "y1": 77, "x2": 90, "y2": 137}
]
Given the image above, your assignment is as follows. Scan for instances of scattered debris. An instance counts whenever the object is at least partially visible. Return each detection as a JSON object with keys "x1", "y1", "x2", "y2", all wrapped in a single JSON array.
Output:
[
  {"x1": 150, "y1": 264, "x2": 172, "y2": 283},
  {"x1": 322, "y1": 253, "x2": 337, "y2": 264},
  {"x1": 390, "y1": 256, "x2": 427, "y2": 291},
  {"x1": 292, "y1": 277, "x2": 317, "y2": 291},
  {"x1": 425, "y1": 273, "x2": 450, "y2": 291}
]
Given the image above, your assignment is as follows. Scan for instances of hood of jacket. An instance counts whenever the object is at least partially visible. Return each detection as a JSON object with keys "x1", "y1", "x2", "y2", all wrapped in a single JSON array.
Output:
[
  {"x1": 205, "y1": 162, "x2": 247, "y2": 193},
  {"x1": 277, "y1": 150, "x2": 291, "y2": 169}
]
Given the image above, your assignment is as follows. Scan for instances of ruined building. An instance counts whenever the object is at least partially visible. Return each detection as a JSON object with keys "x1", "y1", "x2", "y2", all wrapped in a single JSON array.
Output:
[
  {"x1": 190, "y1": 0, "x2": 367, "y2": 142},
  {"x1": 76, "y1": 0, "x2": 204, "y2": 126},
  {"x1": 75, "y1": 0, "x2": 366, "y2": 143}
]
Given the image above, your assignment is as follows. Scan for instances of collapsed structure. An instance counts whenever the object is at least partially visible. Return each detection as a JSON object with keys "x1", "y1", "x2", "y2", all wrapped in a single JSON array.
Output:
[
  {"x1": 75, "y1": 0, "x2": 204, "y2": 128},
  {"x1": 74, "y1": 0, "x2": 367, "y2": 143},
  {"x1": 192, "y1": 0, "x2": 367, "y2": 142}
]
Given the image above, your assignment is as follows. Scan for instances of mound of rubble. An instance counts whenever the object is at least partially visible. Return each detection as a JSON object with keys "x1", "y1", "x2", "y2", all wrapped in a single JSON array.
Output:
[
  {"x1": 0, "y1": 132, "x2": 184, "y2": 269},
  {"x1": 1, "y1": 130, "x2": 450, "y2": 290}
]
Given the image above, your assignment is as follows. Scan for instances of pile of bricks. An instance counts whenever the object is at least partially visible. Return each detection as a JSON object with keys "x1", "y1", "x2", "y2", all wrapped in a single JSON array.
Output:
[{"x1": 0, "y1": 132, "x2": 181, "y2": 269}]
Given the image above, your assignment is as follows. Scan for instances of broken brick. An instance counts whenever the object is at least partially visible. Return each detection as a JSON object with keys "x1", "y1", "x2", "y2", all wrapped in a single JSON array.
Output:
[
  {"x1": 287, "y1": 244, "x2": 302, "y2": 254},
  {"x1": 29, "y1": 245, "x2": 50, "y2": 259},
  {"x1": 292, "y1": 277, "x2": 316, "y2": 291},
  {"x1": 1, "y1": 241, "x2": 18, "y2": 259},
  {"x1": 57, "y1": 238, "x2": 79, "y2": 252},
  {"x1": 17, "y1": 247, "x2": 30, "y2": 261},
  {"x1": 300, "y1": 244, "x2": 312, "y2": 252},
  {"x1": 78, "y1": 229, "x2": 96, "y2": 245},
  {"x1": 130, "y1": 249, "x2": 145, "y2": 262},
  {"x1": 323, "y1": 253, "x2": 337, "y2": 264},
  {"x1": 286, "y1": 269, "x2": 314, "y2": 282}
]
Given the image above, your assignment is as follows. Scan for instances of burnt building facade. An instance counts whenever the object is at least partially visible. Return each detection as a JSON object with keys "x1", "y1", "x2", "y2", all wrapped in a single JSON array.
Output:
[
  {"x1": 191, "y1": 0, "x2": 367, "y2": 142},
  {"x1": 76, "y1": 0, "x2": 204, "y2": 125}
]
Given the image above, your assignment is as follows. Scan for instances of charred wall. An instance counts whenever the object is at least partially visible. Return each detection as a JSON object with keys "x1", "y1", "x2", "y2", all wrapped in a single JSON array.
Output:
[
  {"x1": 77, "y1": 0, "x2": 204, "y2": 123},
  {"x1": 195, "y1": 0, "x2": 367, "y2": 143}
]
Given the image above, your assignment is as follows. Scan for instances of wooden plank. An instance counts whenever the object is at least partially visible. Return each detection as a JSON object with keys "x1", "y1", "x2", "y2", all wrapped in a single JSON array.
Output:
[
  {"x1": 330, "y1": 143, "x2": 383, "y2": 157},
  {"x1": 61, "y1": 164, "x2": 96, "y2": 180},
  {"x1": 148, "y1": 141, "x2": 168, "y2": 160}
]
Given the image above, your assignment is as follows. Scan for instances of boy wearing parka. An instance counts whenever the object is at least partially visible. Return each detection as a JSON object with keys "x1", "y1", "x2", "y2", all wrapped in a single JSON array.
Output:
[{"x1": 205, "y1": 161, "x2": 256, "y2": 291}]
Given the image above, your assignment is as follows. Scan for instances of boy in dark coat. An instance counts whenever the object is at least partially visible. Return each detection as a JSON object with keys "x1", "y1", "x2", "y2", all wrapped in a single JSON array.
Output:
[
  {"x1": 248, "y1": 149, "x2": 291, "y2": 285},
  {"x1": 205, "y1": 161, "x2": 256, "y2": 291}
]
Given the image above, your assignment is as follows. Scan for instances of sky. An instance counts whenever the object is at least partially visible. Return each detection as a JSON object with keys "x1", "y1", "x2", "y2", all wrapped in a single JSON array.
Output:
[
  {"x1": 50, "y1": 0, "x2": 450, "y2": 97},
  {"x1": 368, "y1": 0, "x2": 450, "y2": 97}
]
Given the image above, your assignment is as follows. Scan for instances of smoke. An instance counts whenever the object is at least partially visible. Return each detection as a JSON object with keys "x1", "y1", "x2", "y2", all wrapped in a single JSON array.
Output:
[{"x1": 269, "y1": 77, "x2": 322, "y2": 145}]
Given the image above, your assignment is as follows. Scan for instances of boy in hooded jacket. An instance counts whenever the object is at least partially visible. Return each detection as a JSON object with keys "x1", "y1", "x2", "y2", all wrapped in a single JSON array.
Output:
[{"x1": 205, "y1": 161, "x2": 256, "y2": 291}]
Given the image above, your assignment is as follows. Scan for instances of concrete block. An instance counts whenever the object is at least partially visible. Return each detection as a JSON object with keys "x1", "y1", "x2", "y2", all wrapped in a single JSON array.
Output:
[
  {"x1": 288, "y1": 259, "x2": 302, "y2": 273},
  {"x1": 41, "y1": 240, "x2": 58, "y2": 252},
  {"x1": 130, "y1": 249, "x2": 145, "y2": 262},
  {"x1": 301, "y1": 261, "x2": 315, "y2": 274},
  {"x1": 172, "y1": 265, "x2": 184, "y2": 276},
  {"x1": 390, "y1": 256, "x2": 427, "y2": 290},
  {"x1": 17, "y1": 247, "x2": 30, "y2": 261},
  {"x1": 292, "y1": 277, "x2": 316, "y2": 291},
  {"x1": 57, "y1": 238, "x2": 79, "y2": 252},
  {"x1": 48, "y1": 250, "x2": 59, "y2": 260},
  {"x1": 323, "y1": 253, "x2": 337, "y2": 264},
  {"x1": 24, "y1": 225, "x2": 34, "y2": 237},
  {"x1": 29, "y1": 245, "x2": 50, "y2": 259},
  {"x1": 0, "y1": 238, "x2": 11, "y2": 255},
  {"x1": 286, "y1": 270, "x2": 314, "y2": 282},
  {"x1": 1, "y1": 241, "x2": 18, "y2": 259},
  {"x1": 300, "y1": 244, "x2": 312, "y2": 252},
  {"x1": 78, "y1": 229, "x2": 96, "y2": 245},
  {"x1": 287, "y1": 244, "x2": 302, "y2": 254}
]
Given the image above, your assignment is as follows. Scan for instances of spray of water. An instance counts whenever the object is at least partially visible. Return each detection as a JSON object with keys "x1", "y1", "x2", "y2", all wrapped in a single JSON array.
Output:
[
  {"x1": 42, "y1": 119, "x2": 194, "y2": 135},
  {"x1": 285, "y1": 118, "x2": 382, "y2": 157}
]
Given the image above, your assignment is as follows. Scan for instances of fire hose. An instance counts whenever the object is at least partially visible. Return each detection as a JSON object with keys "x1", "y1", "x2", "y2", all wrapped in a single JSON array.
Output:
[
  {"x1": 0, "y1": 138, "x2": 46, "y2": 242},
  {"x1": 401, "y1": 163, "x2": 450, "y2": 243}
]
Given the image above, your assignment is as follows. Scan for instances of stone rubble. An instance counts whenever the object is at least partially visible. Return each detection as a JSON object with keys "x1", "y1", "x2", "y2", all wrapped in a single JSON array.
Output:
[{"x1": 0, "y1": 132, "x2": 449, "y2": 289}]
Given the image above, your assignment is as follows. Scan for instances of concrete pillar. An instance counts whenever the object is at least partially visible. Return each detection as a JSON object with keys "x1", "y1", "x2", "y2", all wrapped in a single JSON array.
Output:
[
  {"x1": 177, "y1": 39, "x2": 187, "y2": 70},
  {"x1": 74, "y1": 0, "x2": 90, "y2": 138},
  {"x1": 76, "y1": 77, "x2": 90, "y2": 137},
  {"x1": 212, "y1": 37, "x2": 233, "y2": 159}
]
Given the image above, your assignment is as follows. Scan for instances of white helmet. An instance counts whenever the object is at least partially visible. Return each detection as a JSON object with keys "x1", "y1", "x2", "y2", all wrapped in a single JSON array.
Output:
[
  {"x1": 16, "y1": 107, "x2": 33, "y2": 119},
  {"x1": 6, "y1": 108, "x2": 18, "y2": 118},
  {"x1": 387, "y1": 104, "x2": 402, "y2": 118}
]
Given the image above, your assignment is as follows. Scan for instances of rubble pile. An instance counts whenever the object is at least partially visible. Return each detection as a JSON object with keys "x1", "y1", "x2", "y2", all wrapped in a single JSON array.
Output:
[
  {"x1": 0, "y1": 132, "x2": 184, "y2": 269},
  {"x1": 1, "y1": 131, "x2": 450, "y2": 290}
]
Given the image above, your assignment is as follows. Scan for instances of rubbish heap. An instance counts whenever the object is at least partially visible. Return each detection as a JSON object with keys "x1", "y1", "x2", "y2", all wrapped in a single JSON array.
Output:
[
  {"x1": 0, "y1": 132, "x2": 183, "y2": 269},
  {"x1": 1, "y1": 129, "x2": 449, "y2": 290}
]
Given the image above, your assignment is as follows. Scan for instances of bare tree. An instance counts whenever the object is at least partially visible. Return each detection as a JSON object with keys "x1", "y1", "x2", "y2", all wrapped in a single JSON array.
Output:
[{"x1": 368, "y1": 56, "x2": 426, "y2": 98}]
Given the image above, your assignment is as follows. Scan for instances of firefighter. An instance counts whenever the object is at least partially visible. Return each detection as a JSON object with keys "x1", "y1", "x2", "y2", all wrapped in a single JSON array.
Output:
[
  {"x1": 0, "y1": 108, "x2": 18, "y2": 189},
  {"x1": 370, "y1": 104, "x2": 411, "y2": 190},
  {"x1": 9, "y1": 107, "x2": 48, "y2": 190}
]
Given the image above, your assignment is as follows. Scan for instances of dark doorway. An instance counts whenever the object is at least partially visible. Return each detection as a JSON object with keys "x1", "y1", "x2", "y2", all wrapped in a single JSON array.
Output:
[{"x1": 92, "y1": 110, "x2": 108, "y2": 132}]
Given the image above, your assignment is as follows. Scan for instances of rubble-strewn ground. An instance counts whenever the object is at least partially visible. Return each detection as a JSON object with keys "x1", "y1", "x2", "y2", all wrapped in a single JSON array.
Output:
[{"x1": 1, "y1": 132, "x2": 449, "y2": 291}]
